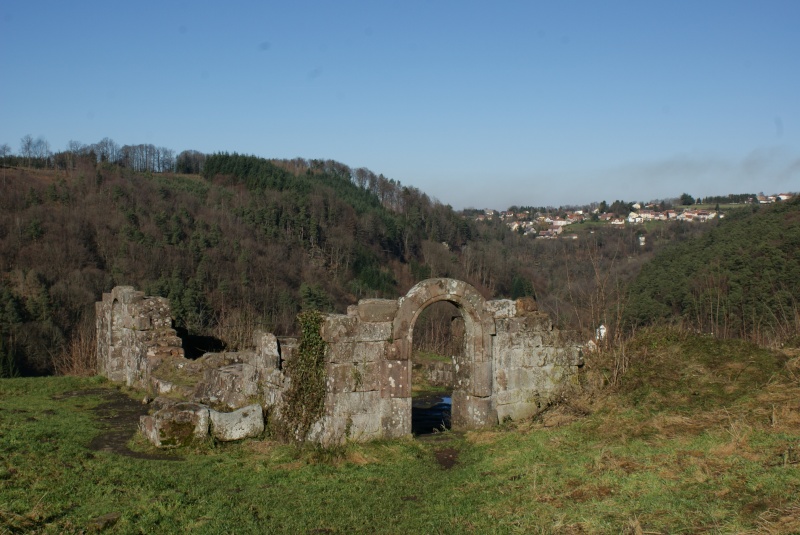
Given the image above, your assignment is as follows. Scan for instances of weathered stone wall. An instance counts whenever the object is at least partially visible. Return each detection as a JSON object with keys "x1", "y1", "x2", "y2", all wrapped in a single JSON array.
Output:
[
  {"x1": 489, "y1": 299, "x2": 583, "y2": 422},
  {"x1": 95, "y1": 286, "x2": 183, "y2": 388},
  {"x1": 97, "y1": 280, "x2": 583, "y2": 447},
  {"x1": 312, "y1": 298, "x2": 407, "y2": 444}
]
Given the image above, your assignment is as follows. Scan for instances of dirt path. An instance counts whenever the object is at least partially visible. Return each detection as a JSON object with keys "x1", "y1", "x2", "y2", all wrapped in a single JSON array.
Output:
[{"x1": 55, "y1": 388, "x2": 182, "y2": 461}]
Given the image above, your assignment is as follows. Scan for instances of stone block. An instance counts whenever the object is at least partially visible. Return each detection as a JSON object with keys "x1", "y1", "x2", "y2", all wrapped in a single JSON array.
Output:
[
  {"x1": 527, "y1": 347, "x2": 548, "y2": 367},
  {"x1": 387, "y1": 338, "x2": 406, "y2": 360},
  {"x1": 326, "y1": 341, "x2": 356, "y2": 363},
  {"x1": 355, "y1": 361, "x2": 381, "y2": 391},
  {"x1": 209, "y1": 404, "x2": 264, "y2": 441},
  {"x1": 470, "y1": 360, "x2": 493, "y2": 397},
  {"x1": 492, "y1": 343, "x2": 523, "y2": 369},
  {"x1": 348, "y1": 411, "x2": 382, "y2": 440},
  {"x1": 277, "y1": 337, "x2": 297, "y2": 366},
  {"x1": 357, "y1": 299, "x2": 399, "y2": 323},
  {"x1": 262, "y1": 369, "x2": 286, "y2": 408},
  {"x1": 320, "y1": 314, "x2": 357, "y2": 343},
  {"x1": 326, "y1": 362, "x2": 358, "y2": 393},
  {"x1": 139, "y1": 402, "x2": 210, "y2": 448},
  {"x1": 381, "y1": 360, "x2": 410, "y2": 398},
  {"x1": 451, "y1": 391, "x2": 495, "y2": 429},
  {"x1": 193, "y1": 363, "x2": 260, "y2": 410},
  {"x1": 254, "y1": 331, "x2": 281, "y2": 369},
  {"x1": 133, "y1": 316, "x2": 151, "y2": 330},
  {"x1": 309, "y1": 415, "x2": 345, "y2": 445},
  {"x1": 381, "y1": 397, "x2": 411, "y2": 439},
  {"x1": 330, "y1": 391, "x2": 381, "y2": 417},
  {"x1": 495, "y1": 400, "x2": 540, "y2": 422},
  {"x1": 453, "y1": 359, "x2": 471, "y2": 389},
  {"x1": 493, "y1": 317, "x2": 519, "y2": 336},
  {"x1": 494, "y1": 389, "x2": 531, "y2": 406},
  {"x1": 546, "y1": 346, "x2": 583, "y2": 367},
  {"x1": 524, "y1": 313, "x2": 553, "y2": 332},
  {"x1": 485, "y1": 299, "x2": 516, "y2": 319},
  {"x1": 505, "y1": 367, "x2": 539, "y2": 391},
  {"x1": 356, "y1": 321, "x2": 392, "y2": 342},
  {"x1": 353, "y1": 341, "x2": 388, "y2": 363}
]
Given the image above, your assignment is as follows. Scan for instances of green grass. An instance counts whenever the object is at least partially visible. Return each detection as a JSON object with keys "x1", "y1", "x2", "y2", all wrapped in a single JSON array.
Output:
[{"x1": 2, "y1": 331, "x2": 800, "y2": 533}]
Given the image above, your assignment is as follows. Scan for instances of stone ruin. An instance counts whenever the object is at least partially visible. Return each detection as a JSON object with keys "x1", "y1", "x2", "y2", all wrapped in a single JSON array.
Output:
[{"x1": 96, "y1": 279, "x2": 583, "y2": 447}]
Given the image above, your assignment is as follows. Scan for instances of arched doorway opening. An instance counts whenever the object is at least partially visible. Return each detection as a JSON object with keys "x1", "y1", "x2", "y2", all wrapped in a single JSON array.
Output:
[
  {"x1": 391, "y1": 278, "x2": 495, "y2": 437},
  {"x1": 410, "y1": 301, "x2": 464, "y2": 435}
]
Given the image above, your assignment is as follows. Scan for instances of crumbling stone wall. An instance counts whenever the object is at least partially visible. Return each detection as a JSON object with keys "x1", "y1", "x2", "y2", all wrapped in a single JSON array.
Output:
[
  {"x1": 95, "y1": 286, "x2": 183, "y2": 388},
  {"x1": 490, "y1": 298, "x2": 583, "y2": 422},
  {"x1": 312, "y1": 298, "x2": 407, "y2": 443},
  {"x1": 96, "y1": 279, "x2": 582, "y2": 447},
  {"x1": 97, "y1": 286, "x2": 287, "y2": 447}
]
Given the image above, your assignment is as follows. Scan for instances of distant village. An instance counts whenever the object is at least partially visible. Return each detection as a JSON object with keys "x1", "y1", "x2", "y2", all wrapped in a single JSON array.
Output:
[{"x1": 471, "y1": 192, "x2": 796, "y2": 239}]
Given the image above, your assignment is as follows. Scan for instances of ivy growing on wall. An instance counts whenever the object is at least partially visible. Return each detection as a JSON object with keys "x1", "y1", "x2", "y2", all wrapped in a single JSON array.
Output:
[{"x1": 280, "y1": 310, "x2": 327, "y2": 442}]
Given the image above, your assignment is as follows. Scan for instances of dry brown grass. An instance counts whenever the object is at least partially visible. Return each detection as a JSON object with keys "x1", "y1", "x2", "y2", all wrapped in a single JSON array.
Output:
[
  {"x1": 51, "y1": 314, "x2": 96, "y2": 376},
  {"x1": 749, "y1": 504, "x2": 800, "y2": 535}
]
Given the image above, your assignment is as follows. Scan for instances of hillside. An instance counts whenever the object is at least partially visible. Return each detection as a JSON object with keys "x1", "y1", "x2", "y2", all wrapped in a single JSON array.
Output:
[
  {"x1": 0, "y1": 153, "x2": 726, "y2": 377},
  {"x1": 623, "y1": 197, "x2": 800, "y2": 345},
  {"x1": 0, "y1": 156, "x2": 544, "y2": 376}
]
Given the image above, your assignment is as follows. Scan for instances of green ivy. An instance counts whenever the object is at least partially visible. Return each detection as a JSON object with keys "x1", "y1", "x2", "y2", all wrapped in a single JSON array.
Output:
[{"x1": 280, "y1": 310, "x2": 327, "y2": 443}]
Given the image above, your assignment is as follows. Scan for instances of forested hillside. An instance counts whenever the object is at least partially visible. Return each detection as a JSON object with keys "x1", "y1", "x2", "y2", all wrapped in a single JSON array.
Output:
[
  {"x1": 623, "y1": 197, "x2": 800, "y2": 345},
  {"x1": 0, "y1": 155, "x2": 537, "y2": 376},
  {"x1": 0, "y1": 149, "x2": 721, "y2": 377}
]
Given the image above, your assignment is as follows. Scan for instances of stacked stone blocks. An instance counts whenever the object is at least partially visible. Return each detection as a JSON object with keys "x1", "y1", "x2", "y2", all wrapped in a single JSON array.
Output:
[{"x1": 96, "y1": 279, "x2": 583, "y2": 447}]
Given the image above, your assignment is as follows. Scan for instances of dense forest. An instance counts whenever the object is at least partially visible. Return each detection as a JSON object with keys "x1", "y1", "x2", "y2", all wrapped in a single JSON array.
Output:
[{"x1": 623, "y1": 197, "x2": 800, "y2": 345}]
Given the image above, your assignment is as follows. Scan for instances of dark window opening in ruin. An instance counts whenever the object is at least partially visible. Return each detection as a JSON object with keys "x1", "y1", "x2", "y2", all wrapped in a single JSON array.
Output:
[
  {"x1": 410, "y1": 301, "x2": 464, "y2": 435},
  {"x1": 175, "y1": 327, "x2": 226, "y2": 359}
]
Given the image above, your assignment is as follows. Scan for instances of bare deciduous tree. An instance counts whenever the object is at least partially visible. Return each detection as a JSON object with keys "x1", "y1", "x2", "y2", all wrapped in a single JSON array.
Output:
[
  {"x1": 0, "y1": 143, "x2": 10, "y2": 184},
  {"x1": 20, "y1": 135, "x2": 34, "y2": 167}
]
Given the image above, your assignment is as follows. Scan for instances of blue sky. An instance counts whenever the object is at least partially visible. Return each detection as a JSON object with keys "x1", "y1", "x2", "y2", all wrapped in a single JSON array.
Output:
[{"x1": 1, "y1": 1, "x2": 798, "y2": 208}]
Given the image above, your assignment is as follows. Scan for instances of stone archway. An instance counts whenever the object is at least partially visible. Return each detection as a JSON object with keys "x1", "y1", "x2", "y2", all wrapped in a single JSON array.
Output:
[{"x1": 392, "y1": 278, "x2": 496, "y2": 431}]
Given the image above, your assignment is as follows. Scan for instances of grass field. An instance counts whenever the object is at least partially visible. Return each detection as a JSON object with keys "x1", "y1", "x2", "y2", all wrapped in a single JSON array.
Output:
[{"x1": 2, "y1": 329, "x2": 799, "y2": 534}]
